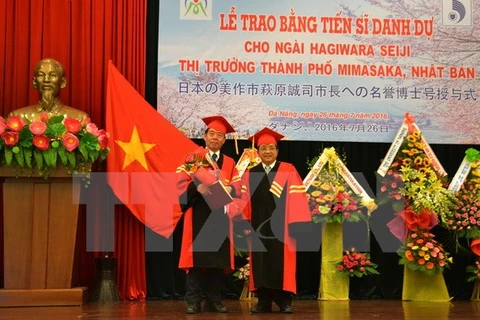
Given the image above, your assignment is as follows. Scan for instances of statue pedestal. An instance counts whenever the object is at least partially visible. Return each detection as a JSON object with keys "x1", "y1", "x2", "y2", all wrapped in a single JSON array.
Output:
[{"x1": 0, "y1": 167, "x2": 87, "y2": 307}]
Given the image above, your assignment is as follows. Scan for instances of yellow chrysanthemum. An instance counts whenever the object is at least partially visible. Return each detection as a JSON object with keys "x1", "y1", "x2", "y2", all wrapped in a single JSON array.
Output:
[
  {"x1": 412, "y1": 246, "x2": 419, "y2": 250},
  {"x1": 403, "y1": 158, "x2": 412, "y2": 166},
  {"x1": 421, "y1": 246, "x2": 428, "y2": 251},
  {"x1": 424, "y1": 254, "x2": 430, "y2": 261}
]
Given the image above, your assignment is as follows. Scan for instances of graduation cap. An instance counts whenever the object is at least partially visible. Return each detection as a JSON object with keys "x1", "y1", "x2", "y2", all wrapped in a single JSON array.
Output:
[
  {"x1": 249, "y1": 127, "x2": 285, "y2": 147},
  {"x1": 202, "y1": 115, "x2": 239, "y2": 154},
  {"x1": 202, "y1": 115, "x2": 235, "y2": 134}
]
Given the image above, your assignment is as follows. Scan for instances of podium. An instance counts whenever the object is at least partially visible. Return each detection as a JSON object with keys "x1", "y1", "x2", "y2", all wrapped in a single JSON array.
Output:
[{"x1": 0, "y1": 167, "x2": 88, "y2": 307}]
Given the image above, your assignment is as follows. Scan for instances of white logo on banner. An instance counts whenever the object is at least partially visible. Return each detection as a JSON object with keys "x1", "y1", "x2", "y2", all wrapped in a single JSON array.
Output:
[
  {"x1": 442, "y1": 0, "x2": 472, "y2": 26},
  {"x1": 180, "y1": 0, "x2": 212, "y2": 21}
]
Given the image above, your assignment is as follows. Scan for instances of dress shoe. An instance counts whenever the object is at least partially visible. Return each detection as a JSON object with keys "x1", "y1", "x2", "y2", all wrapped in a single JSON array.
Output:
[
  {"x1": 279, "y1": 305, "x2": 293, "y2": 313},
  {"x1": 250, "y1": 303, "x2": 272, "y2": 313},
  {"x1": 204, "y1": 302, "x2": 228, "y2": 313},
  {"x1": 185, "y1": 303, "x2": 201, "y2": 314}
]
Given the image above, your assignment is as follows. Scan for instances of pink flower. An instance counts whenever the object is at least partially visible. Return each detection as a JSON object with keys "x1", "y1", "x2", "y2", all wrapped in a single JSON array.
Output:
[
  {"x1": 64, "y1": 118, "x2": 82, "y2": 134},
  {"x1": 29, "y1": 121, "x2": 47, "y2": 135},
  {"x1": 2, "y1": 131, "x2": 19, "y2": 146},
  {"x1": 33, "y1": 135, "x2": 50, "y2": 151},
  {"x1": 98, "y1": 133, "x2": 109, "y2": 150},
  {"x1": 86, "y1": 122, "x2": 99, "y2": 136},
  {"x1": 63, "y1": 133, "x2": 80, "y2": 152},
  {"x1": 0, "y1": 122, "x2": 6, "y2": 135}
]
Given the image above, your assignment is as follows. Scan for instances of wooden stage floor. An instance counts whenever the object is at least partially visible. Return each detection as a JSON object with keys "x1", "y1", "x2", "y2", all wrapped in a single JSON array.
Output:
[{"x1": 1, "y1": 300, "x2": 480, "y2": 319}]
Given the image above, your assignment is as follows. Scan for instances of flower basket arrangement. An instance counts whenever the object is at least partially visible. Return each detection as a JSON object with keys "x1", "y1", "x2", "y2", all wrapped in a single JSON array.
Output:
[
  {"x1": 398, "y1": 231, "x2": 452, "y2": 275},
  {"x1": 0, "y1": 114, "x2": 109, "y2": 178},
  {"x1": 378, "y1": 113, "x2": 452, "y2": 301},
  {"x1": 447, "y1": 149, "x2": 480, "y2": 300},
  {"x1": 466, "y1": 259, "x2": 480, "y2": 283},
  {"x1": 233, "y1": 257, "x2": 256, "y2": 301},
  {"x1": 233, "y1": 257, "x2": 250, "y2": 282},
  {"x1": 304, "y1": 147, "x2": 376, "y2": 301},
  {"x1": 336, "y1": 248, "x2": 379, "y2": 278},
  {"x1": 305, "y1": 147, "x2": 377, "y2": 224},
  {"x1": 445, "y1": 148, "x2": 480, "y2": 238}
]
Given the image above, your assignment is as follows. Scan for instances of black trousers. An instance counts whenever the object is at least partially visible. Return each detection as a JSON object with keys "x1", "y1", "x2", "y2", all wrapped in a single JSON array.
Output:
[
  {"x1": 185, "y1": 267, "x2": 222, "y2": 304},
  {"x1": 255, "y1": 287, "x2": 292, "y2": 307}
]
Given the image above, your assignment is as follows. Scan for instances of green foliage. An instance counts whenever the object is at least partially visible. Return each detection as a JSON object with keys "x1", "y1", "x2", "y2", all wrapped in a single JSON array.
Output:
[{"x1": 0, "y1": 115, "x2": 109, "y2": 179}]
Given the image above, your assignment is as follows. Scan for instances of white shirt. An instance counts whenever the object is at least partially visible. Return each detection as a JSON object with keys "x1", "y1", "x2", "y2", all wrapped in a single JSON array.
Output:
[
  {"x1": 207, "y1": 149, "x2": 220, "y2": 161},
  {"x1": 262, "y1": 161, "x2": 276, "y2": 171}
]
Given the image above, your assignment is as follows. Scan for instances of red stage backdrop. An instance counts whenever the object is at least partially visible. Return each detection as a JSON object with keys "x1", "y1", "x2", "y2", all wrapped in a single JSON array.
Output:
[{"x1": 0, "y1": 0, "x2": 147, "y2": 300}]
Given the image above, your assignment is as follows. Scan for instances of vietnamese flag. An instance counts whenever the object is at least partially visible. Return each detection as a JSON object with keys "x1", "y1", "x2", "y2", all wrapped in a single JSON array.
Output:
[{"x1": 106, "y1": 61, "x2": 197, "y2": 237}]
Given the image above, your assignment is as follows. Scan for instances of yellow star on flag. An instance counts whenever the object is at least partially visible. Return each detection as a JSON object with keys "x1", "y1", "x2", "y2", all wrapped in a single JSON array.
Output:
[{"x1": 116, "y1": 126, "x2": 156, "y2": 170}]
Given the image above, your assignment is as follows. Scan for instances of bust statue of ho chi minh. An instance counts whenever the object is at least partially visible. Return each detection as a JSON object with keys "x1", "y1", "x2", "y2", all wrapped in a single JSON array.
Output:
[{"x1": 8, "y1": 58, "x2": 89, "y2": 122}]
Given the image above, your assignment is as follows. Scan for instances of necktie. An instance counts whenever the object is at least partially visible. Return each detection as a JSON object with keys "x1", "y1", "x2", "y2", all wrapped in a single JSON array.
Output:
[
  {"x1": 265, "y1": 165, "x2": 271, "y2": 174},
  {"x1": 211, "y1": 153, "x2": 218, "y2": 162}
]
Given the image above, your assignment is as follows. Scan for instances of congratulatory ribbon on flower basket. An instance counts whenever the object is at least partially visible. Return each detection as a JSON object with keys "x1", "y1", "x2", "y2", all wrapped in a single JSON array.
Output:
[
  {"x1": 377, "y1": 113, "x2": 446, "y2": 178},
  {"x1": 304, "y1": 147, "x2": 377, "y2": 216},
  {"x1": 448, "y1": 148, "x2": 480, "y2": 192},
  {"x1": 235, "y1": 147, "x2": 261, "y2": 178}
]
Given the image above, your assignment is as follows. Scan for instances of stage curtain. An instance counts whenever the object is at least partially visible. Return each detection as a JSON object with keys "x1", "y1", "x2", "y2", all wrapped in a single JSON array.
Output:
[{"x1": 0, "y1": 0, "x2": 146, "y2": 300}]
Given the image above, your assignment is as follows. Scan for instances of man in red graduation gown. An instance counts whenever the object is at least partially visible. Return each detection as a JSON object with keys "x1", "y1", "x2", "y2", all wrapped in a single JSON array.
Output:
[
  {"x1": 240, "y1": 127, "x2": 312, "y2": 314},
  {"x1": 176, "y1": 116, "x2": 241, "y2": 314}
]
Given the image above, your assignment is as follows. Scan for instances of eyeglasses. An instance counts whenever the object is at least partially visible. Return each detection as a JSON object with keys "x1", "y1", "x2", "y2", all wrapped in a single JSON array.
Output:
[{"x1": 259, "y1": 146, "x2": 277, "y2": 152}]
